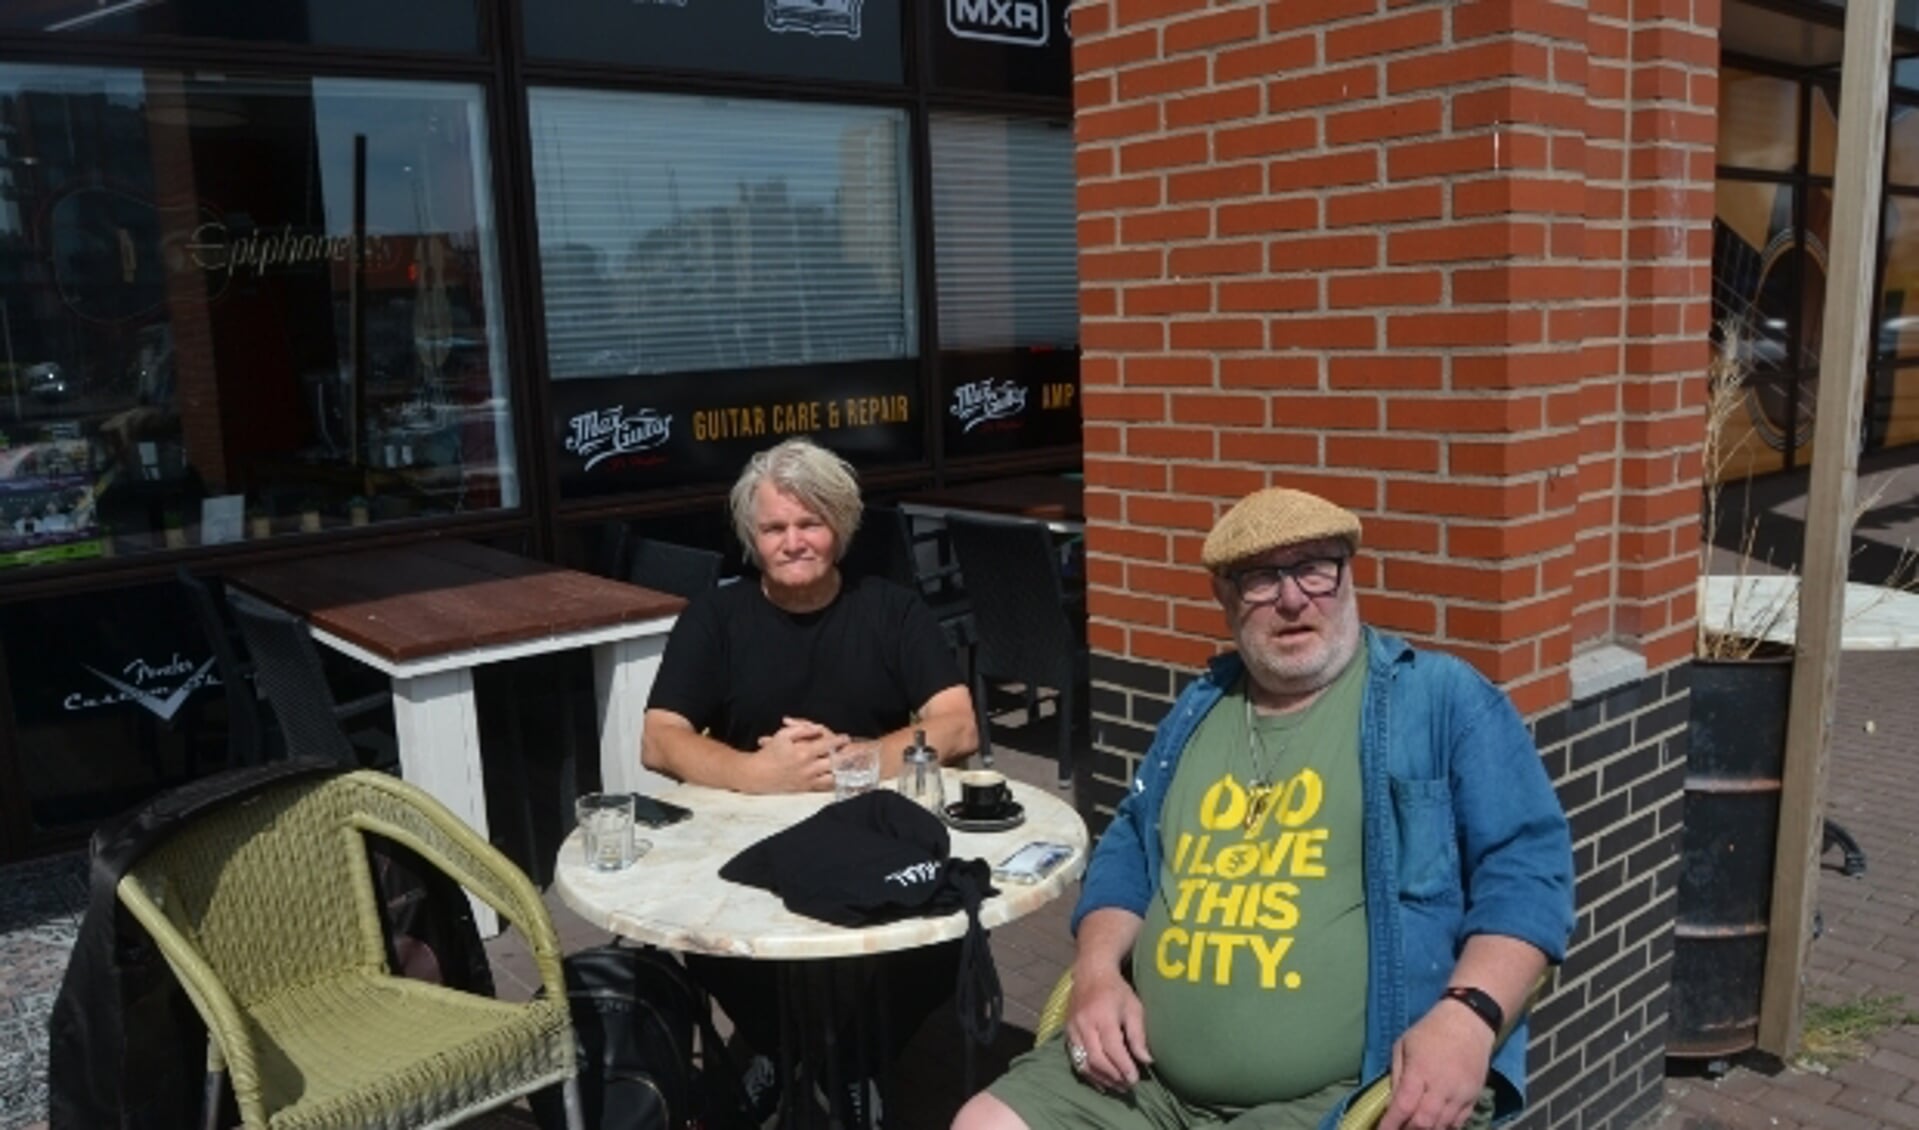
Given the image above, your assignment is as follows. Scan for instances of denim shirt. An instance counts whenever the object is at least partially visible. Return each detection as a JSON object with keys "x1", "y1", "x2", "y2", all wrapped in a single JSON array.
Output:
[{"x1": 1073, "y1": 629, "x2": 1576, "y2": 1128}]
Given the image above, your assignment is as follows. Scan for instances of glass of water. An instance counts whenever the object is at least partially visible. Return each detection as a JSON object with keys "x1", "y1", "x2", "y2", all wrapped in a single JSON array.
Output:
[
  {"x1": 831, "y1": 742, "x2": 881, "y2": 801},
  {"x1": 577, "y1": 793, "x2": 641, "y2": 871}
]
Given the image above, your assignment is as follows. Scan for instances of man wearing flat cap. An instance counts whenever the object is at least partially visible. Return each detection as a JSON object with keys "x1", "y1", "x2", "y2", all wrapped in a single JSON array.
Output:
[{"x1": 956, "y1": 488, "x2": 1574, "y2": 1130}]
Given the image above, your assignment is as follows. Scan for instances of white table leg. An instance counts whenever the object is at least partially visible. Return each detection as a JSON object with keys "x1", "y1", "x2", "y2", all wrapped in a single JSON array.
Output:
[
  {"x1": 391, "y1": 668, "x2": 500, "y2": 938},
  {"x1": 593, "y1": 632, "x2": 675, "y2": 796}
]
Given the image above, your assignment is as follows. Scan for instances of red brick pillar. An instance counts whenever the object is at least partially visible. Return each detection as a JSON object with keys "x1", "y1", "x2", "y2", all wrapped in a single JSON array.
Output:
[{"x1": 1073, "y1": 2, "x2": 1717, "y2": 1125}]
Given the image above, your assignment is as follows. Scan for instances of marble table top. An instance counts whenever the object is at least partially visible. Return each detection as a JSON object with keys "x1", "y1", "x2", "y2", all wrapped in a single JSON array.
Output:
[
  {"x1": 1699, "y1": 575, "x2": 1919, "y2": 651},
  {"x1": 554, "y1": 772, "x2": 1089, "y2": 960}
]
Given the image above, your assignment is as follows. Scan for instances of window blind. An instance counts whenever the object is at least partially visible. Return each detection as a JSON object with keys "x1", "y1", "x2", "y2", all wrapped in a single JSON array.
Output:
[
  {"x1": 529, "y1": 88, "x2": 917, "y2": 380},
  {"x1": 929, "y1": 113, "x2": 1077, "y2": 352}
]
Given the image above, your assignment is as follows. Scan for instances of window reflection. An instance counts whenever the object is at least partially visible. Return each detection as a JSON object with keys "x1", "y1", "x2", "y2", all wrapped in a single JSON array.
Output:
[
  {"x1": 930, "y1": 114, "x2": 1077, "y2": 351},
  {"x1": 529, "y1": 89, "x2": 917, "y2": 380},
  {"x1": 1719, "y1": 67, "x2": 1799, "y2": 173},
  {"x1": 0, "y1": 0, "x2": 479, "y2": 52},
  {"x1": 0, "y1": 66, "x2": 516, "y2": 568}
]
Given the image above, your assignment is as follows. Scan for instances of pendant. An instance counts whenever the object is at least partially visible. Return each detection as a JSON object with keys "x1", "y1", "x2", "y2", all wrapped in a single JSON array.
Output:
[{"x1": 1243, "y1": 783, "x2": 1274, "y2": 832}]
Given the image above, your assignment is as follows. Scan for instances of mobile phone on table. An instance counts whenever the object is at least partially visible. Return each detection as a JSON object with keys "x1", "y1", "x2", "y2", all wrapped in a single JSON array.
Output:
[
  {"x1": 993, "y1": 841, "x2": 1073, "y2": 885},
  {"x1": 628, "y1": 793, "x2": 693, "y2": 828}
]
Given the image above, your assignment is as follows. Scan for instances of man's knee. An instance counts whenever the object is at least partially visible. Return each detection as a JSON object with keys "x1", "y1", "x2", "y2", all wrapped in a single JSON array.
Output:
[{"x1": 952, "y1": 1091, "x2": 1029, "y2": 1130}]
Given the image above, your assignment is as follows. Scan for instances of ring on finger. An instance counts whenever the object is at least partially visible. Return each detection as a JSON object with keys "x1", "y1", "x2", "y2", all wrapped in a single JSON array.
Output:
[{"x1": 1067, "y1": 1042, "x2": 1089, "y2": 1071}]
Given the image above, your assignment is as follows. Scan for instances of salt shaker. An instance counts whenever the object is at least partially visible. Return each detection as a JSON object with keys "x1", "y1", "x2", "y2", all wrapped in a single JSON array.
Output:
[{"x1": 897, "y1": 728, "x2": 945, "y2": 813}]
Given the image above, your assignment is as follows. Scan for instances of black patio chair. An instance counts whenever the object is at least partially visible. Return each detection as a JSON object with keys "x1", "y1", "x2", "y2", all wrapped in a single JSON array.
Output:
[
  {"x1": 945, "y1": 514, "x2": 1086, "y2": 788},
  {"x1": 847, "y1": 505, "x2": 975, "y2": 659},
  {"x1": 177, "y1": 568, "x2": 273, "y2": 768},
  {"x1": 222, "y1": 593, "x2": 397, "y2": 771},
  {"x1": 618, "y1": 531, "x2": 724, "y2": 599}
]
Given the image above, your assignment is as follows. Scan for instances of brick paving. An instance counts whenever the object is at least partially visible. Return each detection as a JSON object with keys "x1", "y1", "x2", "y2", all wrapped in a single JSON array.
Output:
[
  {"x1": 1637, "y1": 440, "x2": 1919, "y2": 1129},
  {"x1": 1641, "y1": 645, "x2": 1919, "y2": 1130}
]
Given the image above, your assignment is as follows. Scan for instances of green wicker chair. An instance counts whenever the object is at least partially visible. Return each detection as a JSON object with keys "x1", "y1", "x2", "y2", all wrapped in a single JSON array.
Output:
[
  {"x1": 115, "y1": 769, "x2": 583, "y2": 1130},
  {"x1": 1033, "y1": 969, "x2": 1546, "y2": 1130}
]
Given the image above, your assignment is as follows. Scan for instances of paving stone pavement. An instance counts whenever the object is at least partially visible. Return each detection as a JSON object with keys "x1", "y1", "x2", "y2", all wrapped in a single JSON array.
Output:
[{"x1": 1636, "y1": 646, "x2": 1919, "y2": 1130}]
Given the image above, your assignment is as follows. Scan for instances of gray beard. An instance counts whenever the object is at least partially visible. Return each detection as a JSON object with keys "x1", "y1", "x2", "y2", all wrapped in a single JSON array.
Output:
[{"x1": 1240, "y1": 623, "x2": 1361, "y2": 708}]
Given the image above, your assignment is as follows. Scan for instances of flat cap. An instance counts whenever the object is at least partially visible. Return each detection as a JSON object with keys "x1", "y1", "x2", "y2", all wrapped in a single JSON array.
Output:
[{"x1": 1201, "y1": 488, "x2": 1362, "y2": 571}]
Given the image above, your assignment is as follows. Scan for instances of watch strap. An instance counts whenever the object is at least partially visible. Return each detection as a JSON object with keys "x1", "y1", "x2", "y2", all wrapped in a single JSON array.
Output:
[{"x1": 1442, "y1": 985, "x2": 1503, "y2": 1035}]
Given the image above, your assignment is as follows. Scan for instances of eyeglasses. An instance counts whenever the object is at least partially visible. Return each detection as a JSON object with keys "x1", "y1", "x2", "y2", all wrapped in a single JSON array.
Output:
[{"x1": 1226, "y1": 557, "x2": 1347, "y2": 604}]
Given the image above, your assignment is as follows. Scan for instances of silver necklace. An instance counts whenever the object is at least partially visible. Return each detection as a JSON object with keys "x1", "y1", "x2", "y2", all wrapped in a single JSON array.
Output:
[{"x1": 1241, "y1": 692, "x2": 1286, "y2": 832}]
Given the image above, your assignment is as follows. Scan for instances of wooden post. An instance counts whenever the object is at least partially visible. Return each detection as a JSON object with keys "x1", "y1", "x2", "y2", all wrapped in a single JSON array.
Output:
[{"x1": 1757, "y1": 0, "x2": 1893, "y2": 1058}]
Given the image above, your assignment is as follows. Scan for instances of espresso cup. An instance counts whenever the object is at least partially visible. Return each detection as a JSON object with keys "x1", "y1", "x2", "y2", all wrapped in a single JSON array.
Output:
[{"x1": 959, "y1": 770, "x2": 1011, "y2": 819}]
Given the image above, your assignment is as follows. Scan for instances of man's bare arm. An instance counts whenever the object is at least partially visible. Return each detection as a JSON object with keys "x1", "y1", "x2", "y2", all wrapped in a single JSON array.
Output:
[
  {"x1": 641, "y1": 708, "x2": 833, "y2": 794},
  {"x1": 1379, "y1": 934, "x2": 1549, "y2": 1130},
  {"x1": 866, "y1": 685, "x2": 979, "y2": 777},
  {"x1": 1063, "y1": 907, "x2": 1152, "y2": 1090}
]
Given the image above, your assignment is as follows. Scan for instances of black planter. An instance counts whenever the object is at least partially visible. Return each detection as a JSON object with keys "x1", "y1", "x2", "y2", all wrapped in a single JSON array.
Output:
[{"x1": 1671, "y1": 652, "x2": 1792, "y2": 1058}]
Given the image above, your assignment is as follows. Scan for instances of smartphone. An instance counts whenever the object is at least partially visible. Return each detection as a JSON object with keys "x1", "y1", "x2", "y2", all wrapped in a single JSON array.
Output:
[
  {"x1": 994, "y1": 841, "x2": 1074, "y2": 885},
  {"x1": 628, "y1": 793, "x2": 693, "y2": 828}
]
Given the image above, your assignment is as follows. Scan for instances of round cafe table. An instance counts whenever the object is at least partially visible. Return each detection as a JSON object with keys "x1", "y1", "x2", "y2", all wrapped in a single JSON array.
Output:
[{"x1": 553, "y1": 771, "x2": 1088, "y2": 1127}]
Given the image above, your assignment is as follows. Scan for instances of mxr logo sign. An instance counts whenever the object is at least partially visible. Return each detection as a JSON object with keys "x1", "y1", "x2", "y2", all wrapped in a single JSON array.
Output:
[{"x1": 946, "y1": 0, "x2": 1048, "y2": 46}]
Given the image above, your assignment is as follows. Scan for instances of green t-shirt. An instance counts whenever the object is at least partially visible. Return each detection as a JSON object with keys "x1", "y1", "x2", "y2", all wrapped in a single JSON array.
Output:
[{"x1": 1132, "y1": 658, "x2": 1369, "y2": 1108}]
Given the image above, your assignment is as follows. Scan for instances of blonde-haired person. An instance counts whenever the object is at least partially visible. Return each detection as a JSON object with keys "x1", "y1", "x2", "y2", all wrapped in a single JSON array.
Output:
[
  {"x1": 643, "y1": 435, "x2": 977, "y2": 791},
  {"x1": 642, "y1": 436, "x2": 979, "y2": 1122}
]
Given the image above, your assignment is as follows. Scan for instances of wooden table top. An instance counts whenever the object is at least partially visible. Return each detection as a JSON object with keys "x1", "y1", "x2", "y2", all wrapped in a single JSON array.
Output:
[
  {"x1": 231, "y1": 540, "x2": 684, "y2": 663},
  {"x1": 899, "y1": 475, "x2": 1083, "y2": 524}
]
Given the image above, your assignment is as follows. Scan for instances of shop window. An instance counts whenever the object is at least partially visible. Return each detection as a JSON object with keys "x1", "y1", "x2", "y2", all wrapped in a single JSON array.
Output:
[
  {"x1": 1812, "y1": 84, "x2": 1838, "y2": 179},
  {"x1": 0, "y1": 0, "x2": 478, "y2": 52},
  {"x1": 930, "y1": 113, "x2": 1079, "y2": 457},
  {"x1": 1889, "y1": 103, "x2": 1919, "y2": 187},
  {"x1": 1879, "y1": 194, "x2": 1919, "y2": 358},
  {"x1": 1718, "y1": 67, "x2": 1800, "y2": 174},
  {"x1": 522, "y1": 0, "x2": 902, "y2": 85},
  {"x1": 0, "y1": 65, "x2": 518, "y2": 568},
  {"x1": 530, "y1": 89, "x2": 922, "y2": 497}
]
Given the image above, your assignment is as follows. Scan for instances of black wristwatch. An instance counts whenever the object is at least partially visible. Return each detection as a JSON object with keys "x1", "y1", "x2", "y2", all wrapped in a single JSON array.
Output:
[{"x1": 1441, "y1": 985, "x2": 1503, "y2": 1036}]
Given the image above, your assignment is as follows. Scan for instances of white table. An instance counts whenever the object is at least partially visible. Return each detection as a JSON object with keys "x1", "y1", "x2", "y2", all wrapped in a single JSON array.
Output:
[
  {"x1": 232, "y1": 541, "x2": 683, "y2": 934},
  {"x1": 556, "y1": 773, "x2": 1086, "y2": 1127},
  {"x1": 555, "y1": 772, "x2": 1087, "y2": 958},
  {"x1": 1698, "y1": 575, "x2": 1919, "y2": 650}
]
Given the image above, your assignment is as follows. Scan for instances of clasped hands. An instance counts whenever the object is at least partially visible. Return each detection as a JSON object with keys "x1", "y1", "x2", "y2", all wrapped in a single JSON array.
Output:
[
  {"x1": 1061, "y1": 967, "x2": 1493, "y2": 1130},
  {"x1": 751, "y1": 716, "x2": 848, "y2": 794}
]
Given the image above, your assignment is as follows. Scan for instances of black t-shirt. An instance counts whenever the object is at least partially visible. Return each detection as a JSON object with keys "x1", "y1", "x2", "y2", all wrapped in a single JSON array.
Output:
[{"x1": 646, "y1": 573, "x2": 964, "y2": 750}]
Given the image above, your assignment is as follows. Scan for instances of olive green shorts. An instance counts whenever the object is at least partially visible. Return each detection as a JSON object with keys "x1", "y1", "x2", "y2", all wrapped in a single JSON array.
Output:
[{"x1": 987, "y1": 1036, "x2": 1494, "y2": 1130}]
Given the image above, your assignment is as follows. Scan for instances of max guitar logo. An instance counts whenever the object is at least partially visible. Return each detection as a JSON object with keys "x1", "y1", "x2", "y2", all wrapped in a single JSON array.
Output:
[{"x1": 947, "y1": 0, "x2": 1049, "y2": 46}]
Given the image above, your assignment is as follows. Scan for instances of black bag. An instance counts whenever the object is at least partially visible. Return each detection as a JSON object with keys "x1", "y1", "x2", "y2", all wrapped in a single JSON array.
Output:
[
  {"x1": 720, "y1": 791, "x2": 1004, "y2": 1047},
  {"x1": 531, "y1": 941, "x2": 750, "y2": 1130}
]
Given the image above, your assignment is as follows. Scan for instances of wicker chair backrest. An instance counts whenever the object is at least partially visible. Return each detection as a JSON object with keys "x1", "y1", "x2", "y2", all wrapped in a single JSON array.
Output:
[
  {"x1": 178, "y1": 568, "x2": 268, "y2": 767},
  {"x1": 623, "y1": 536, "x2": 723, "y2": 599},
  {"x1": 125, "y1": 777, "x2": 380, "y2": 1008},
  {"x1": 945, "y1": 514, "x2": 1078, "y2": 687},
  {"x1": 222, "y1": 596, "x2": 358, "y2": 767},
  {"x1": 126, "y1": 771, "x2": 543, "y2": 1010}
]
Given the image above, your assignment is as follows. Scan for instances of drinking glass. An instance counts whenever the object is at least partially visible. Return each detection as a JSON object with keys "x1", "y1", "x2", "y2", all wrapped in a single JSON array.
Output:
[
  {"x1": 831, "y1": 742, "x2": 881, "y2": 801},
  {"x1": 578, "y1": 793, "x2": 640, "y2": 871}
]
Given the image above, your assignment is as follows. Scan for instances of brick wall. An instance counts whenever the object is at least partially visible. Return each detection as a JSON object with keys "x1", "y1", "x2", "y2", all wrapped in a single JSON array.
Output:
[{"x1": 1072, "y1": 2, "x2": 1717, "y2": 1127}]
